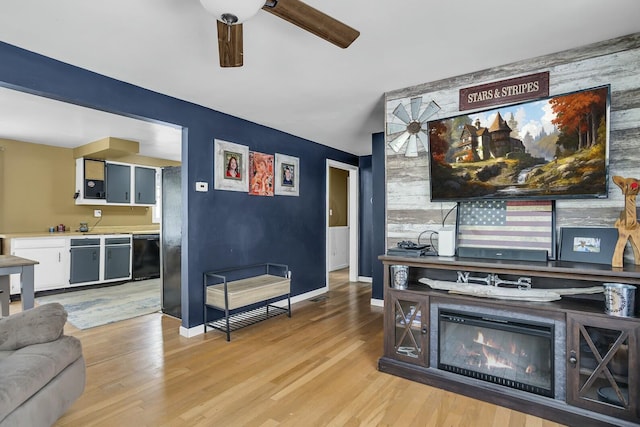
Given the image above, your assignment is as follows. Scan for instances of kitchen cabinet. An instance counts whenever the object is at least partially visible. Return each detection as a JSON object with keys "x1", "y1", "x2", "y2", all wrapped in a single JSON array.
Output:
[
  {"x1": 83, "y1": 158, "x2": 106, "y2": 199},
  {"x1": 69, "y1": 238, "x2": 101, "y2": 284},
  {"x1": 75, "y1": 158, "x2": 158, "y2": 206},
  {"x1": 8, "y1": 235, "x2": 133, "y2": 292},
  {"x1": 134, "y1": 166, "x2": 156, "y2": 204},
  {"x1": 104, "y1": 237, "x2": 131, "y2": 280},
  {"x1": 68, "y1": 235, "x2": 132, "y2": 286},
  {"x1": 106, "y1": 163, "x2": 131, "y2": 203},
  {"x1": 10, "y1": 237, "x2": 68, "y2": 292}
]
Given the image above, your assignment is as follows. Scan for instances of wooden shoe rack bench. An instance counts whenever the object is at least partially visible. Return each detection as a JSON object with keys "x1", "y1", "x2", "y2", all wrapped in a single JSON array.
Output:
[{"x1": 203, "y1": 263, "x2": 291, "y2": 341}]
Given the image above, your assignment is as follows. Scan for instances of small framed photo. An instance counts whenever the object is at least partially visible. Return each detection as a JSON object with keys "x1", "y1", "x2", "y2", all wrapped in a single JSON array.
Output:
[
  {"x1": 559, "y1": 227, "x2": 618, "y2": 265},
  {"x1": 214, "y1": 139, "x2": 249, "y2": 192},
  {"x1": 275, "y1": 153, "x2": 299, "y2": 196}
]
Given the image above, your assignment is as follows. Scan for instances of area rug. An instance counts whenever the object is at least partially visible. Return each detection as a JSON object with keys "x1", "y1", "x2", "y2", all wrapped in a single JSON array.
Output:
[{"x1": 36, "y1": 279, "x2": 161, "y2": 329}]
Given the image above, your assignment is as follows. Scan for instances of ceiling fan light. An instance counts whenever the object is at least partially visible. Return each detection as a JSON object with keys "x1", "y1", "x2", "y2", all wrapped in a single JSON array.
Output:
[{"x1": 199, "y1": 0, "x2": 266, "y2": 24}]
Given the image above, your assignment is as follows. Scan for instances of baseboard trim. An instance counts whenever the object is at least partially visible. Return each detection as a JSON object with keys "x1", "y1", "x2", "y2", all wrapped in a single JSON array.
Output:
[
  {"x1": 370, "y1": 298, "x2": 383, "y2": 307},
  {"x1": 180, "y1": 324, "x2": 204, "y2": 338},
  {"x1": 358, "y1": 276, "x2": 372, "y2": 283},
  {"x1": 272, "y1": 287, "x2": 328, "y2": 308}
]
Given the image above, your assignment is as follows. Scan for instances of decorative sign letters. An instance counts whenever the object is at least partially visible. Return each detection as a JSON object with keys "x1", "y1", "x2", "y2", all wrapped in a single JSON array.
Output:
[{"x1": 459, "y1": 72, "x2": 549, "y2": 111}]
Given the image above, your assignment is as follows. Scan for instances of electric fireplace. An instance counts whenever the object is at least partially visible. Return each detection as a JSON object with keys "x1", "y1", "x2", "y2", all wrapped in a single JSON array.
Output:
[{"x1": 437, "y1": 308, "x2": 557, "y2": 398}]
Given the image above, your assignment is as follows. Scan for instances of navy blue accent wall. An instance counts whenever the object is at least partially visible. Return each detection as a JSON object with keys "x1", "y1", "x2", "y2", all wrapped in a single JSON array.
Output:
[
  {"x1": 371, "y1": 132, "x2": 386, "y2": 300},
  {"x1": 358, "y1": 156, "x2": 373, "y2": 278},
  {"x1": 0, "y1": 41, "x2": 358, "y2": 328}
]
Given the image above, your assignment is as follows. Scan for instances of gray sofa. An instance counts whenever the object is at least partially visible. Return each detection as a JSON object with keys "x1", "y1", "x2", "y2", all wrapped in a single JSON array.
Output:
[{"x1": 0, "y1": 303, "x2": 85, "y2": 427}]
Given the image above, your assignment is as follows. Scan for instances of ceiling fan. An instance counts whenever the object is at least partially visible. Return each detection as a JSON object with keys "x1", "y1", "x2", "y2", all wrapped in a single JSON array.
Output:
[{"x1": 199, "y1": 0, "x2": 360, "y2": 67}]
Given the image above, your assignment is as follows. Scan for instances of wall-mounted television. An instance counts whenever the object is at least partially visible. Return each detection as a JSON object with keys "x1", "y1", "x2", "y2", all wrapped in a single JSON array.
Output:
[{"x1": 427, "y1": 85, "x2": 610, "y2": 202}]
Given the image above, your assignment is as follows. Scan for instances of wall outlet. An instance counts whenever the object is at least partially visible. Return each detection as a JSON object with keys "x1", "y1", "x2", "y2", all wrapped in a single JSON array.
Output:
[
  {"x1": 93, "y1": 209, "x2": 102, "y2": 218},
  {"x1": 195, "y1": 181, "x2": 208, "y2": 192}
]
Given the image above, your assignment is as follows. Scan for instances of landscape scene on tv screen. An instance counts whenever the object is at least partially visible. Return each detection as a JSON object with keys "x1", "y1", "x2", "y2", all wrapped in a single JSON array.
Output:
[{"x1": 428, "y1": 86, "x2": 610, "y2": 201}]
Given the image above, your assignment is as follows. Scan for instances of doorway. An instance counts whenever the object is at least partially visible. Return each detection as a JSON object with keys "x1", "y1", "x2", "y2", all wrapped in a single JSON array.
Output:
[
  {"x1": 0, "y1": 86, "x2": 183, "y2": 326},
  {"x1": 325, "y1": 160, "x2": 359, "y2": 288}
]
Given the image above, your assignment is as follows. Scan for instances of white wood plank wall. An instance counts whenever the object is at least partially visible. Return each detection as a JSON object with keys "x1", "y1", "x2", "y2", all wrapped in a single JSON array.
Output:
[{"x1": 384, "y1": 33, "x2": 640, "y2": 258}]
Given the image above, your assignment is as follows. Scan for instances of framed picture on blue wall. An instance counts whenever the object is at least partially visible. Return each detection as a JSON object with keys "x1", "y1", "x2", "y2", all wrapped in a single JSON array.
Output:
[
  {"x1": 214, "y1": 139, "x2": 249, "y2": 192},
  {"x1": 275, "y1": 153, "x2": 299, "y2": 196},
  {"x1": 249, "y1": 151, "x2": 274, "y2": 196}
]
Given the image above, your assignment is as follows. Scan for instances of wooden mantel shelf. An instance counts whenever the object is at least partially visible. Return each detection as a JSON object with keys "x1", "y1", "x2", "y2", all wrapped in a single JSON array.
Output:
[{"x1": 379, "y1": 254, "x2": 640, "y2": 285}]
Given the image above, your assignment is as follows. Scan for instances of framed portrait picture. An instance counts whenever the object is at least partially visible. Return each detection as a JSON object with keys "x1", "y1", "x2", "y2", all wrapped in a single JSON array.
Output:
[
  {"x1": 559, "y1": 227, "x2": 618, "y2": 265},
  {"x1": 275, "y1": 153, "x2": 300, "y2": 196},
  {"x1": 214, "y1": 139, "x2": 249, "y2": 192},
  {"x1": 249, "y1": 151, "x2": 274, "y2": 196}
]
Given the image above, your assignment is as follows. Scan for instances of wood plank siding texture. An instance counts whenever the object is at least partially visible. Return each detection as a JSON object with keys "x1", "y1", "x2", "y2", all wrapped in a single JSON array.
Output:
[{"x1": 384, "y1": 33, "x2": 640, "y2": 258}]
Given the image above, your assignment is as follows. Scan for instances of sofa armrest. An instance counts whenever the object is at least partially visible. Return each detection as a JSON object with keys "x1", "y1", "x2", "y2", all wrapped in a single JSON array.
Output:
[{"x1": 0, "y1": 303, "x2": 67, "y2": 351}]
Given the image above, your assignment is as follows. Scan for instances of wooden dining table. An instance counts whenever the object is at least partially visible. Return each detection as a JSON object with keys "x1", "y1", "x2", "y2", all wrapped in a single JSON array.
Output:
[{"x1": 0, "y1": 255, "x2": 38, "y2": 315}]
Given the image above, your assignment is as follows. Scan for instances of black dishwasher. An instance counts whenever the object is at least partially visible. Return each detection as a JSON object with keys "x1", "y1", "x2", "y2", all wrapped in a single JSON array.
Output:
[{"x1": 132, "y1": 234, "x2": 160, "y2": 280}]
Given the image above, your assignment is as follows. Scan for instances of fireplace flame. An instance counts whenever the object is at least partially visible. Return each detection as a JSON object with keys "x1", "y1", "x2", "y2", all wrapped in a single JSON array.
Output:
[
  {"x1": 481, "y1": 346, "x2": 514, "y2": 370},
  {"x1": 474, "y1": 331, "x2": 515, "y2": 370}
]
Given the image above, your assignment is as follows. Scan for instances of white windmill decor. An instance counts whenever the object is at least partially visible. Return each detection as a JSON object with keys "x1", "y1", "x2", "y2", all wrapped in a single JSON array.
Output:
[{"x1": 387, "y1": 96, "x2": 440, "y2": 157}]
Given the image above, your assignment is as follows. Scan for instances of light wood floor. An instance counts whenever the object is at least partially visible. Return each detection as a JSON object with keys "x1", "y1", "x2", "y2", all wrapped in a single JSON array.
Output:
[{"x1": 13, "y1": 270, "x2": 565, "y2": 426}]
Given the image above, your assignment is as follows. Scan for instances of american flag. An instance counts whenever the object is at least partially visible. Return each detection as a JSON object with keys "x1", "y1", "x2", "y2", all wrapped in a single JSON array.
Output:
[{"x1": 457, "y1": 200, "x2": 554, "y2": 255}]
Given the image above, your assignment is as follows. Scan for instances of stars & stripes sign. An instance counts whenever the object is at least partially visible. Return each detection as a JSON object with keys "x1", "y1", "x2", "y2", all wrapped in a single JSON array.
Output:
[{"x1": 457, "y1": 200, "x2": 555, "y2": 258}]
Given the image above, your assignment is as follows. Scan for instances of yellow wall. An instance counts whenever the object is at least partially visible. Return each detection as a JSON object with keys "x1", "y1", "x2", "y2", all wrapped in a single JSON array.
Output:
[
  {"x1": 329, "y1": 167, "x2": 348, "y2": 227},
  {"x1": 0, "y1": 138, "x2": 180, "y2": 233}
]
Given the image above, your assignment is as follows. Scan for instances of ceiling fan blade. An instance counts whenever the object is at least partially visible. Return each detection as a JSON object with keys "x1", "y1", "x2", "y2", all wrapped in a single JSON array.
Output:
[
  {"x1": 216, "y1": 21, "x2": 243, "y2": 67},
  {"x1": 262, "y1": 0, "x2": 359, "y2": 48}
]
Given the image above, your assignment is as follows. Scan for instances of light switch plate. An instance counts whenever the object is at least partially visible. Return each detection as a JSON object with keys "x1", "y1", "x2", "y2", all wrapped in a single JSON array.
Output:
[{"x1": 195, "y1": 181, "x2": 208, "y2": 192}]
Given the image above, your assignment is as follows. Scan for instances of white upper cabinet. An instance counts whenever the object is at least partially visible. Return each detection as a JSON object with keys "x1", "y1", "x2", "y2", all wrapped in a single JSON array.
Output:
[{"x1": 75, "y1": 158, "x2": 158, "y2": 206}]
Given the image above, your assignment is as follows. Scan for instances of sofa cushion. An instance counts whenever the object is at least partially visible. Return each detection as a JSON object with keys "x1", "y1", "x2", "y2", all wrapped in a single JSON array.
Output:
[
  {"x1": 0, "y1": 303, "x2": 67, "y2": 351},
  {"x1": 0, "y1": 335, "x2": 83, "y2": 420}
]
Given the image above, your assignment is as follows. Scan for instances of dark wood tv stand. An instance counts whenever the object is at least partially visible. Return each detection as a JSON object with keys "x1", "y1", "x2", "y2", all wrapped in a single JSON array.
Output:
[{"x1": 378, "y1": 255, "x2": 640, "y2": 427}]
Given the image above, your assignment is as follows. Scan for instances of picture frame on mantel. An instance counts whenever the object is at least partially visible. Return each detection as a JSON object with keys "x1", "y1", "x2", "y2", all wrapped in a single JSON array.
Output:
[
  {"x1": 214, "y1": 139, "x2": 249, "y2": 192},
  {"x1": 457, "y1": 200, "x2": 556, "y2": 260},
  {"x1": 558, "y1": 227, "x2": 618, "y2": 265},
  {"x1": 274, "y1": 153, "x2": 299, "y2": 196}
]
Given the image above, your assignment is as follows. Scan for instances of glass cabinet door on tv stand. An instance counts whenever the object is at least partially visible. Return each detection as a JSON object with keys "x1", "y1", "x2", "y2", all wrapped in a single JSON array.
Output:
[
  {"x1": 385, "y1": 289, "x2": 429, "y2": 366},
  {"x1": 566, "y1": 312, "x2": 639, "y2": 423}
]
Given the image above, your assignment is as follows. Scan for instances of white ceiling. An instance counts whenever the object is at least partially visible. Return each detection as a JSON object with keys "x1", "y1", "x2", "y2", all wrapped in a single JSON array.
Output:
[
  {"x1": 0, "y1": 87, "x2": 183, "y2": 161},
  {"x1": 0, "y1": 0, "x2": 639, "y2": 159}
]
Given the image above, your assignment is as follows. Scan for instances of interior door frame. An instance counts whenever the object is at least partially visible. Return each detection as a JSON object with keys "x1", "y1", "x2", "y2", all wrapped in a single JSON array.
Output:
[{"x1": 326, "y1": 159, "x2": 359, "y2": 286}]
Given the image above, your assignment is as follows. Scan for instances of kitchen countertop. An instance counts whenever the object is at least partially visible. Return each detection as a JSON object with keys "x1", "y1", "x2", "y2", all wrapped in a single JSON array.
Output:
[{"x1": 0, "y1": 226, "x2": 160, "y2": 239}]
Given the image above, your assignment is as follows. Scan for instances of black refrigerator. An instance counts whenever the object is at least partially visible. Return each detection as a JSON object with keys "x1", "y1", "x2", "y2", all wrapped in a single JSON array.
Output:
[{"x1": 161, "y1": 166, "x2": 181, "y2": 318}]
